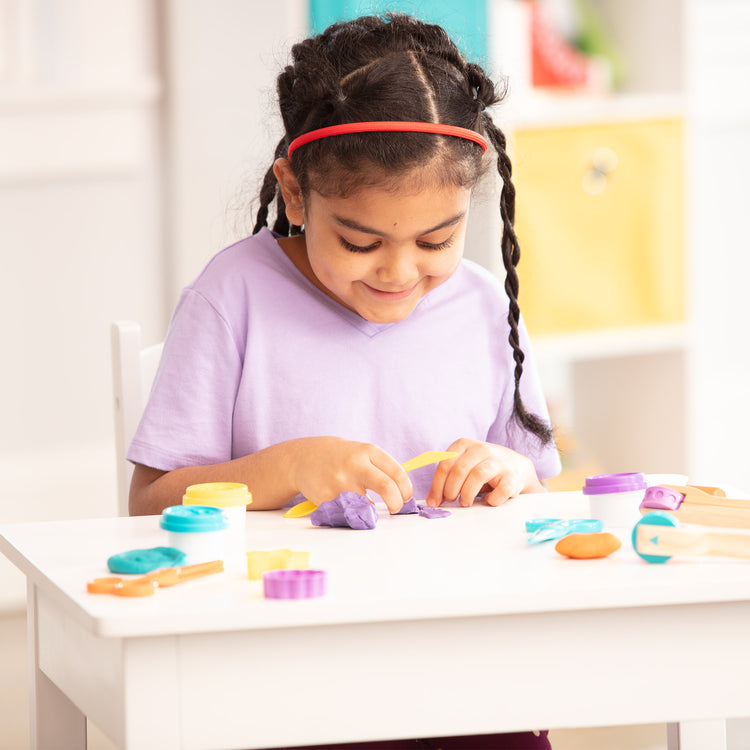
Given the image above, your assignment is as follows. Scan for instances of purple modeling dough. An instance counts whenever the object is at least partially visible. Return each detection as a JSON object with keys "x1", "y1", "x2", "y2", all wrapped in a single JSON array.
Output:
[
  {"x1": 310, "y1": 492, "x2": 378, "y2": 530},
  {"x1": 416, "y1": 504, "x2": 451, "y2": 519},
  {"x1": 395, "y1": 498, "x2": 419, "y2": 515},
  {"x1": 396, "y1": 497, "x2": 451, "y2": 518},
  {"x1": 311, "y1": 493, "x2": 452, "y2": 530}
]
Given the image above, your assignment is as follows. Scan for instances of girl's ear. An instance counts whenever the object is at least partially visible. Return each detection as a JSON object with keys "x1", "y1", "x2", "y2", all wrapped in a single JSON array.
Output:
[{"x1": 273, "y1": 158, "x2": 305, "y2": 226}]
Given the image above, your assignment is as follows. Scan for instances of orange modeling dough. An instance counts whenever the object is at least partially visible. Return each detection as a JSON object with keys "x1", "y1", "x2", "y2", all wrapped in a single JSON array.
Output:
[{"x1": 555, "y1": 532, "x2": 621, "y2": 559}]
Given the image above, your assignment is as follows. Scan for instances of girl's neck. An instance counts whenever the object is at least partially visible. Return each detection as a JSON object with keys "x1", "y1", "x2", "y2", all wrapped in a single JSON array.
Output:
[{"x1": 277, "y1": 234, "x2": 354, "y2": 313}]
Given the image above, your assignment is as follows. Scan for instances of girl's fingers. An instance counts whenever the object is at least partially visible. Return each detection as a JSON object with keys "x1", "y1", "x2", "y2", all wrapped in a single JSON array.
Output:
[
  {"x1": 294, "y1": 439, "x2": 411, "y2": 512},
  {"x1": 366, "y1": 450, "x2": 413, "y2": 513},
  {"x1": 484, "y1": 467, "x2": 528, "y2": 506},
  {"x1": 360, "y1": 469, "x2": 401, "y2": 513},
  {"x1": 426, "y1": 440, "x2": 540, "y2": 507},
  {"x1": 424, "y1": 457, "x2": 457, "y2": 507},
  {"x1": 454, "y1": 459, "x2": 501, "y2": 507},
  {"x1": 425, "y1": 440, "x2": 471, "y2": 506},
  {"x1": 484, "y1": 479, "x2": 519, "y2": 506},
  {"x1": 440, "y1": 447, "x2": 487, "y2": 504}
]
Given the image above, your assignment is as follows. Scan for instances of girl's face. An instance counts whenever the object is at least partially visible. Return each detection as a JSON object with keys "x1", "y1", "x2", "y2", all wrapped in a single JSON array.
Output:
[{"x1": 282, "y1": 172, "x2": 472, "y2": 324}]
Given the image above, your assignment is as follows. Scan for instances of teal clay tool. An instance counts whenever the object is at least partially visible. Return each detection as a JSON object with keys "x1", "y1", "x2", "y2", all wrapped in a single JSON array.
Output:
[{"x1": 526, "y1": 518, "x2": 603, "y2": 543}]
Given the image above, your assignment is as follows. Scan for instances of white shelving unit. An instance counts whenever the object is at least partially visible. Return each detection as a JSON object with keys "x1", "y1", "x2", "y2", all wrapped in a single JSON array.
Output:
[{"x1": 472, "y1": 0, "x2": 750, "y2": 489}]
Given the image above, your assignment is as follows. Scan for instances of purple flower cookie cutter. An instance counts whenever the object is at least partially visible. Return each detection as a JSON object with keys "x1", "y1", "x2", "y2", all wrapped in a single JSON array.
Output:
[{"x1": 263, "y1": 569, "x2": 327, "y2": 599}]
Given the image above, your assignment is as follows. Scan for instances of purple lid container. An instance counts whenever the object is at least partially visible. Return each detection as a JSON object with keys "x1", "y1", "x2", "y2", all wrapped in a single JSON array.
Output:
[{"x1": 582, "y1": 472, "x2": 647, "y2": 495}]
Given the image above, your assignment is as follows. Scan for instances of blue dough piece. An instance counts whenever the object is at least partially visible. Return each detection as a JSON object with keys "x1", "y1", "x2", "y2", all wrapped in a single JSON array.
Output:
[
  {"x1": 107, "y1": 547, "x2": 187, "y2": 574},
  {"x1": 311, "y1": 492, "x2": 378, "y2": 530}
]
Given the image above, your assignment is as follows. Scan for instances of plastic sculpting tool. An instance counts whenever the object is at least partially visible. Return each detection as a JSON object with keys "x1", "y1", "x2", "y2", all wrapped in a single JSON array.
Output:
[
  {"x1": 632, "y1": 511, "x2": 750, "y2": 564},
  {"x1": 399, "y1": 450, "x2": 458, "y2": 473},
  {"x1": 526, "y1": 517, "x2": 603, "y2": 543},
  {"x1": 640, "y1": 485, "x2": 750, "y2": 529},
  {"x1": 284, "y1": 450, "x2": 457, "y2": 518},
  {"x1": 87, "y1": 560, "x2": 224, "y2": 597}
]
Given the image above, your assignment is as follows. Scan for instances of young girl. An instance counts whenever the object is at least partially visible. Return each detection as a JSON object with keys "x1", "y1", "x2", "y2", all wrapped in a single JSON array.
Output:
[{"x1": 129, "y1": 13, "x2": 559, "y2": 748}]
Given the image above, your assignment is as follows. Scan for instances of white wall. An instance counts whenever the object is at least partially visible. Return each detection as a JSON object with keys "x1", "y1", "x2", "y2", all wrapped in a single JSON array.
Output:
[
  {"x1": 0, "y1": 0, "x2": 306, "y2": 612},
  {"x1": 162, "y1": 0, "x2": 307, "y2": 302}
]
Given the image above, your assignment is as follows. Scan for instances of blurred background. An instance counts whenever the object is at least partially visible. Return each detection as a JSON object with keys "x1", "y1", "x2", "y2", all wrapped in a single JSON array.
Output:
[{"x1": 1, "y1": 0, "x2": 749, "y2": 746}]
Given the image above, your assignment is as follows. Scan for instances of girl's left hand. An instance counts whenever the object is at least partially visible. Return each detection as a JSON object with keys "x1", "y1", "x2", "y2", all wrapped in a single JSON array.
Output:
[{"x1": 424, "y1": 438, "x2": 545, "y2": 508}]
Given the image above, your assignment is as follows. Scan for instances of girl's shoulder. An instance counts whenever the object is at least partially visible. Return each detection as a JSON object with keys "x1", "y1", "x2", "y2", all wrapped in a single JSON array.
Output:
[
  {"x1": 189, "y1": 228, "x2": 282, "y2": 287},
  {"x1": 459, "y1": 257, "x2": 504, "y2": 287},
  {"x1": 183, "y1": 229, "x2": 295, "y2": 308},
  {"x1": 452, "y1": 258, "x2": 510, "y2": 311}
]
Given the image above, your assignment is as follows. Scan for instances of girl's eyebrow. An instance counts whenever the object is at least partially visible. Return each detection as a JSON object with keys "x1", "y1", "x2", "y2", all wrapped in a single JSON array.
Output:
[{"x1": 333, "y1": 211, "x2": 466, "y2": 237}]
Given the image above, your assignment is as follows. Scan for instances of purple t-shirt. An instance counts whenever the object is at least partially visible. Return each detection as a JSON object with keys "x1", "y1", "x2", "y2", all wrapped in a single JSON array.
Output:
[{"x1": 128, "y1": 228, "x2": 561, "y2": 500}]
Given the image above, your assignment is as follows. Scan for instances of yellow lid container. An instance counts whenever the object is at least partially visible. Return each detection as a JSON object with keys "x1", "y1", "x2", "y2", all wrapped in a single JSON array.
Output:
[{"x1": 183, "y1": 482, "x2": 252, "y2": 509}]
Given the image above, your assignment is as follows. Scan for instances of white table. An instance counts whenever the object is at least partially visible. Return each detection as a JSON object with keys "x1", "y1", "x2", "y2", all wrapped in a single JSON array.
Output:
[{"x1": 2, "y1": 491, "x2": 750, "y2": 750}]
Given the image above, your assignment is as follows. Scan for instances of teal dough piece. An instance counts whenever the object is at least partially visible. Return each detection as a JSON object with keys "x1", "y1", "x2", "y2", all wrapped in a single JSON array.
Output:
[{"x1": 107, "y1": 547, "x2": 188, "y2": 574}]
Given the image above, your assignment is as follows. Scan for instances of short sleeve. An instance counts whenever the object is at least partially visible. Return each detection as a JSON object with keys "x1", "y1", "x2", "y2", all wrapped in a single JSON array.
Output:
[{"x1": 127, "y1": 288, "x2": 243, "y2": 471}]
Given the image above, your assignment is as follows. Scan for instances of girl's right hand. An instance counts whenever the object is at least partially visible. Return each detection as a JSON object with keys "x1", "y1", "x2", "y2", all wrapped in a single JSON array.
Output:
[{"x1": 287, "y1": 437, "x2": 413, "y2": 513}]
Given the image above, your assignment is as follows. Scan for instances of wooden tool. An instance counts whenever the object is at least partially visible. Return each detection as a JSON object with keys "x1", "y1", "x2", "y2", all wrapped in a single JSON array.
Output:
[
  {"x1": 639, "y1": 484, "x2": 750, "y2": 529},
  {"x1": 632, "y1": 511, "x2": 750, "y2": 563}
]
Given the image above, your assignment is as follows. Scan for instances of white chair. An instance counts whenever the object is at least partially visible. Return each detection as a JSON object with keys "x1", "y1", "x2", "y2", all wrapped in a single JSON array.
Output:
[{"x1": 111, "y1": 321, "x2": 164, "y2": 516}]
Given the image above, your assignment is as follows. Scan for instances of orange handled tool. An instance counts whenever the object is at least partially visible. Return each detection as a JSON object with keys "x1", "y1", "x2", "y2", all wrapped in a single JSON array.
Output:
[{"x1": 87, "y1": 560, "x2": 224, "y2": 597}]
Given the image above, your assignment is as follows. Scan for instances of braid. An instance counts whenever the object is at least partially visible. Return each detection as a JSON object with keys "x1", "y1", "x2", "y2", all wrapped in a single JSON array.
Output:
[
  {"x1": 252, "y1": 153, "x2": 281, "y2": 234},
  {"x1": 253, "y1": 137, "x2": 302, "y2": 237},
  {"x1": 482, "y1": 115, "x2": 554, "y2": 446}
]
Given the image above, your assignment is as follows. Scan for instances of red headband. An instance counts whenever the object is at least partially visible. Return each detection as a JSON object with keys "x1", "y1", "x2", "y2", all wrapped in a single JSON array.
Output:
[{"x1": 287, "y1": 121, "x2": 488, "y2": 160}]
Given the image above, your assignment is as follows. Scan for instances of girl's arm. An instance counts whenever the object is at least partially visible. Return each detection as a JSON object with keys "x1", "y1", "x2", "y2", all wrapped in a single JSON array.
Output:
[
  {"x1": 424, "y1": 437, "x2": 546, "y2": 508},
  {"x1": 129, "y1": 436, "x2": 413, "y2": 516}
]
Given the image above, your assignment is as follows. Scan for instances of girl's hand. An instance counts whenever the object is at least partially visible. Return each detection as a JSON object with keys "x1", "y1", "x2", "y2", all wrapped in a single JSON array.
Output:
[
  {"x1": 424, "y1": 438, "x2": 544, "y2": 508},
  {"x1": 288, "y1": 436, "x2": 413, "y2": 513}
]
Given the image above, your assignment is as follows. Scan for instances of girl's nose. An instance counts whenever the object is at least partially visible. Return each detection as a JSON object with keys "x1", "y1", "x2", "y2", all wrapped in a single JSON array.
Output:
[{"x1": 376, "y1": 248, "x2": 417, "y2": 286}]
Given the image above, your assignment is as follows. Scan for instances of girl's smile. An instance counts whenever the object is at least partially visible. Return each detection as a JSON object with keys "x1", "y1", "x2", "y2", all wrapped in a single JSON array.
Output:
[
  {"x1": 274, "y1": 162, "x2": 473, "y2": 324},
  {"x1": 364, "y1": 282, "x2": 419, "y2": 301}
]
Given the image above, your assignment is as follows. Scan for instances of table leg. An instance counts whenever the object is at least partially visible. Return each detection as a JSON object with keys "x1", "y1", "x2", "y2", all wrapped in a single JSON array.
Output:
[
  {"x1": 28, "y1": 583, "x2": 87, "y2": 750},
  {"x1": 667, "y1": 720, "x2": 727, "y2": 750}
]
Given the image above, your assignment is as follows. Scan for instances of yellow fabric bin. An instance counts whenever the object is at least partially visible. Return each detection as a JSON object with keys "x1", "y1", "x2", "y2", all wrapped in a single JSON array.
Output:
[{"x1": 512, "y1": 118, "x2": 684, "y2": 335}]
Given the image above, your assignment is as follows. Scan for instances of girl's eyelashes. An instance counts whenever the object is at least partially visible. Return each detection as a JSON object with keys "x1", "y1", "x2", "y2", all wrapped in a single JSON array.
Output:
[
  {"x1": 337, "y1": 234, "x2": 455, "y2": 253},
  {"x1": 418, "y1": 235, "x2": 455, "y2": 251},
  {"x1": 338, "y1": 236, "x2": 379, "y2": 253}
]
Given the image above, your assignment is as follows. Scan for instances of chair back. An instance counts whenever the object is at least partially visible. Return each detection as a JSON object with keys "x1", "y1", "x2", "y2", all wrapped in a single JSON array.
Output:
[{"x1": 111, "y1": 321, "x2": 164, "y2": 515}]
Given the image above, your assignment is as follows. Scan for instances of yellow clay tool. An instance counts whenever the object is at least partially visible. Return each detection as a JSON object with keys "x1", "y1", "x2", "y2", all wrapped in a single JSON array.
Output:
[
  {"x1": 284, "y1": 501, "x2": 322, "y2": 519},
  {"x1": 284, "y1": 450, "x2": 457, "y2": 518},
  {"x1": 399, "y1": 450, "x2": 458, "y2": 473}
]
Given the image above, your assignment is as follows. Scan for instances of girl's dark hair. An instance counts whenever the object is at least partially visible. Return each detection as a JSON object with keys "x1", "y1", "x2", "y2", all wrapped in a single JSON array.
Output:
[{"x1": 254, "y1": 13, "x2": 553, "y2": 446}]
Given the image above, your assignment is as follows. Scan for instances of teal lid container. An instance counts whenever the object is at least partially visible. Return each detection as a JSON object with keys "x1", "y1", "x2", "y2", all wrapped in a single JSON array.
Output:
[{"x1": 160, "y1": 505, "x2": 228, "y2": 533}]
